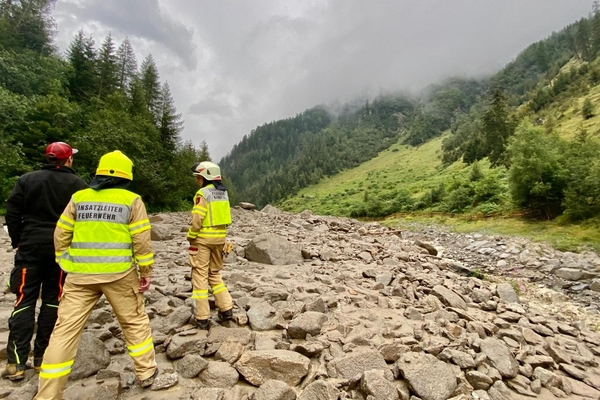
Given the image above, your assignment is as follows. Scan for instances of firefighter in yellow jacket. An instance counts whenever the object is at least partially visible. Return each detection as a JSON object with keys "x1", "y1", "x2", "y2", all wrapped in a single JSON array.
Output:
[
  {"x1": 34, "y1": 151, "x2": 158, "y2": 400},
  {"x1": 187, "y1": 161, "x2": 234, "y2": 329}
]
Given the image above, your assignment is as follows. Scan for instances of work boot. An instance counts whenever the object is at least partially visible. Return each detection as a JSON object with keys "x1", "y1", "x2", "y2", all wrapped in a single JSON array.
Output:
[
  {"x1": 195, "y1": 319, "x2": 209, "y2": 330},
  {"x1": 139, "y1": 368, "x2": 158, "y2": 388},
  {"x1": 218, "y1": 308, "x2": 233, "y2": 321},
  {"x1": 1, "y1": 364, "x2": 25, "y2": 381},
  {"x1": 34, "y1": 357, "x2": 43, "y2": 373}
]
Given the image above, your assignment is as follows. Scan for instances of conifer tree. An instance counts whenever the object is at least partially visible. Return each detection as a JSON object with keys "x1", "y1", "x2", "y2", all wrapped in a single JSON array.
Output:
[
  {"x1": 128, "y1": 75, "x2": 148, "y2": 117},
  {"x1": 140, "y1": 54, "x2": 161, "y2": 120},
  {"x1": 592, "y1": 3, "x2": 600, "y2": 58},
  {"x1": 482, "y1": 88, "x2": 514, "y2": 167},
  {"x1": 67, "y1": 30, "x2": 98, "y2": 102},
  {"x1": 0, "y1": 0, "x2": 56, "y2": 55},
  {"x1": 575, "y1": 18, "x2": 593, "y2": 62},
  {"x1": 97, "y1": 33, "x2": 118, "y2": 98},
  {"x1": 116, "y1": 38, "x2": 137, "y2": 92},
  {"x1": 157, "y1": 82, "x2": 183, "y2": 150},
  {"x1": 198, "y1": 140, "x2": 211, "y2": 162}
]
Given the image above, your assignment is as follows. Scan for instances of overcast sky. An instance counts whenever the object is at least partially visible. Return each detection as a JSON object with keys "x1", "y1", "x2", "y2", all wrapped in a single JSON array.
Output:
[{"x1": 52, "y1": 1, "x2": 591, "y2": 160}]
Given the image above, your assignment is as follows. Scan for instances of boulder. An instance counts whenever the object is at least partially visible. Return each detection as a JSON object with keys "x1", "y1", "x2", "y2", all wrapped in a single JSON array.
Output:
[
  {"x1": 199, "y1": 361, "x2": 240, "y2": 389},
  {"x1": 496, "y1": 283, "x2": 519, "y2": 303},
  {"x1": 235, "y1": 350, "x2": 310, "y2": 387},
  {"x1": 70, "y1": 332, "x2": 111, "y2": 380},
  {"x1": 151, "y1": 225, "x2": 173, "y2": 241},
  {"x1": 287, "y1": 312, "x2": 327, "y2": 339},
  {"x1": 297, "y1": 380, "x2": 340, "y2": 400},
  {"x1": 480, "y1": 338, "x2": 518, "y2": 378},
  {"x1": 360, "y1": 369, "x2": 399, "y2": 400},
  {"x1": 239, "y1": 202, "x2": 256, "y2": 210},
  {"x1": 176, "y1": 354, "x2": 208, "y2": 378},
  {"x1": 396, "y1": 352, "x2": 457, "y2": 400},
  {"x1": 247, "y1": 301, "x2": 284, "y2": 331},
  {"x1": 245, "y1": 233, "x2": 303, "y2": 265},
  {"x1": 253, "y1": 379, "x2": 296, "y2": 400},
  {"x1": 432, "y1": 285, "x2": 467, "y2": 310},
  {"x1": 326, "y1": 350, "x2": 387, "y2": 380},
  {"x1": 166, "y1": 331, "x2": 207, "y2": 359}
]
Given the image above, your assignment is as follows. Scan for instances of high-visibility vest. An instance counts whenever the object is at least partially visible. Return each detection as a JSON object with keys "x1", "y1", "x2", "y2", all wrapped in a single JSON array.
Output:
[
  {"x1": 192, "y1": 184, "x2": 231, "y2": 239},
  {"x1": 57, "y1": 188, "x2": 143, "y2": 274}
]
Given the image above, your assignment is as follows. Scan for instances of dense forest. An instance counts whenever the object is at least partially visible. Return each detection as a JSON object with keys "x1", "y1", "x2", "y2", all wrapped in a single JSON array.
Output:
[
  {"x1": 0, "y1": 0, "x2": 210, "y2": 212},
  {"x1": 223, "y1": 6, "x2": 600, "y2": 224}
]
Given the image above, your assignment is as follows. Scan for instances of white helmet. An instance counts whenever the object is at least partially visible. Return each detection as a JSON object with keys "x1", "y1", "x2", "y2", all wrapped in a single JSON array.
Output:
[{"x1": 191, "y1": 161, "x2": 222, "y2": 181}]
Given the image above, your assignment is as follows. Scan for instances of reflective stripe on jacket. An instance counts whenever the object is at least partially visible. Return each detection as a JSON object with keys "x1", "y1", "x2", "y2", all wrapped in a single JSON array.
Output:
[
  {"x1": 188, "y1": 184, "x2": 231, "y2": 239},
  {"x1": 57, "y1": 188, "x2": 147, "y2": 274}
]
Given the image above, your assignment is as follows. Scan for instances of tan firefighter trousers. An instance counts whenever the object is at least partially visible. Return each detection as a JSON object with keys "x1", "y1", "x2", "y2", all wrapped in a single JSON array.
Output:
[
  {"x1": 190, "y1": 242, "x2": 233, "y2": 320},
  {"x1": 34, "y1": 269, "x2": 156, "y2": 400}
]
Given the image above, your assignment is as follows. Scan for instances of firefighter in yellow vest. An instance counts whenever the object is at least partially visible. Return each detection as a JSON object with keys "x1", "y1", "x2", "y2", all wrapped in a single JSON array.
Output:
[
  {"x1": 34, "y1": 151, "x2": 158, "y2": 400},
  {"x1": 187, "y1": 161, "x2": 234, "y2": 329}
]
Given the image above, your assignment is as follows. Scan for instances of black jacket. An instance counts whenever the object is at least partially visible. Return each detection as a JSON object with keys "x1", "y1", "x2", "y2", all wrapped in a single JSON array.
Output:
[{"x1": 5, "y1": 165, "x2": 88, "y2": 261}]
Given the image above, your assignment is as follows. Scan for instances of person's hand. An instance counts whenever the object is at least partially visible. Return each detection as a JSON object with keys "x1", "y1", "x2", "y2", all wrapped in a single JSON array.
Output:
[
  {"x1": 186, "y1": 236, "x2": 194, "y2": 244},
  {"x1": 139, "y1": 277, "x2": 151, "y2": 292}
]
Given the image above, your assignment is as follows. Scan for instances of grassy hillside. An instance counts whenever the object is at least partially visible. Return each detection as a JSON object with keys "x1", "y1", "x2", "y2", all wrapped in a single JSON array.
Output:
[
  {"x1": 280, "y1": 134, "x2": 504, "y2": 215},
  {"x1": 279, "y1": 72, "x2": 600, "y2": 252}
]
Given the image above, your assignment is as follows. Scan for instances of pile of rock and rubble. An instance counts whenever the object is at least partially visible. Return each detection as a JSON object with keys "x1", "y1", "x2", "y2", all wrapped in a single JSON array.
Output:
[{"x1": 0, "y1": 204, "x2": 599, "y2": 400}]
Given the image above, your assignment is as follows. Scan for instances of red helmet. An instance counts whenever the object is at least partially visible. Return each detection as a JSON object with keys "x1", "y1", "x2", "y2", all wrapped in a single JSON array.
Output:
[{"x1": 45, "y1": 142, "x2": 78, "y2": 160}]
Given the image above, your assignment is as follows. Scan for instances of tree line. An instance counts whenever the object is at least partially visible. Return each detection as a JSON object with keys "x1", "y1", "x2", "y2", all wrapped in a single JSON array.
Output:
[{"x1": 0, "y1": 0, "x2": 210, "y2": 212}]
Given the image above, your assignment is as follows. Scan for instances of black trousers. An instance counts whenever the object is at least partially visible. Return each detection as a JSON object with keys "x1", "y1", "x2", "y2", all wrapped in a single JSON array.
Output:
[{"x1": 7, "y1": 261, "x2": 66, "y2": 366}]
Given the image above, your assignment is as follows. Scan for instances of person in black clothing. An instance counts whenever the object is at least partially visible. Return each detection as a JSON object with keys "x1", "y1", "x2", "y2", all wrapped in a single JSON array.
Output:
[{"x1": 3, "y1": 142, "x2": 87, "y2": 380}]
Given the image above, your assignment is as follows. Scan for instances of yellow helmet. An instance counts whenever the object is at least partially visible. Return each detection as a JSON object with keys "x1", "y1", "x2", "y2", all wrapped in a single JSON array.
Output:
[{"x1": 95, "y1": 150, "x2": 134, "y2": 181}]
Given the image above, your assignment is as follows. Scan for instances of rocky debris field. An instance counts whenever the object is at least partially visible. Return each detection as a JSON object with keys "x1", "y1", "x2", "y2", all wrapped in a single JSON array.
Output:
[{"x1": 0, "y1": 204, "x2": 599, "y2": 400}]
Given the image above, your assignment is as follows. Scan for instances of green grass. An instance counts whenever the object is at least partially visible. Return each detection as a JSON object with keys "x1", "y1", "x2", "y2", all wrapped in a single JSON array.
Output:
[
  {"x1": 381, "y1": 213, "x2": 600, "y2": 253},
  {"x1": 280, "y1": 134, "x2": 477, "y2": 215}
]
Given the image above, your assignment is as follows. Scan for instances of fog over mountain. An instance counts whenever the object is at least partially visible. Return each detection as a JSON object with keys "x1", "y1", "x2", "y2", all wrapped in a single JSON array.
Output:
[{"x1": 53, "y1": 0, "x2": 591, "y2": 158}]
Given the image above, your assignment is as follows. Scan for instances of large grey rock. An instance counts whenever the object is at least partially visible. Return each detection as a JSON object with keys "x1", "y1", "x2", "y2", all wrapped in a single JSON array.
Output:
[
  {"x1": 176, "y1": 354, "x2": 208, "y2": 378},
  {"x1": 70, "y1": 332, "x2": 111, "y2": 380},
  {"x1": 247, "y1": 301, "x2": 284, "y2": 331},
  {"x1": 89, "y1": 379, "x2": 121, "y2": 400},
  {"x1": 487, "y1": 380, "x2": 513, "y2": 400},
  {"x1": 151, "y1": 225, "x2": 173, "y2": 241},
  {"x1": 199, "y1": 361, "x2": 240, "y2": 389},
  {"x1": 297, "y1": 380, "x2": 340, "y2": 400},
  {"x1": 360, "y1": 369, "x2": 399, "y2": 400},
  {"x1": 215, "y1": 339, "x2": 244, "y2": 364},
  {"x1": 438, "y1": 348, "x2": 475, "y2": 369},
  {"x1": 235, "y1": 350, "x2": 310, "y2": 387},
  {"x1": 244, "y1": 233, "x2": 303, "y2": 265},
  {"x1": 166, "y1": 331, "x2": 207, "y2": 359},
  {"x1": 533, "y1": 367, "x2": 561, "y2": 389},
  {"x1": 496, "y1": 283, "x2": 519, "y2": 303},
  {"x1": 414, "y1": 240, "x2": 438, "y2": 256},
  {"x1": 253, "y1": 379, "x2": 296, "y2": 400},
  {"x1": 6, "y1": 383, "x2": 37, "y2": 400},
  {"x1": 431, "y1": 285, "x2": 467, "y2": 310},
  {"x1": 466, "y1": 371, "x2": 493, "y2": 390},
  {"x1": 287, "y1": 312, "x2": 328, "y2": 339},
  {"x1": 150, "y1": 373, "x2": 179, "y2": 391},
  {"x1": 396, "y1": 352, "x2": 457, "y2": 400},
  {"x1": 480, "y1": 338, "x2": 518, "y2": 378},
  {"x1": 326, "y1": 350, "x2": 387, "y2": 379},
  {"x1": 157, "y1": 305, "x2": 192, "y2": 334},
  {"x1": 208, "y1": 326, "x2": 253, "y2": 346},
  {"x1": 555, "y1": 268, "x2": 584, "y2": 281},
  {"x1": 239, "y1": 202, "x2": 256, "y2": 210}
]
